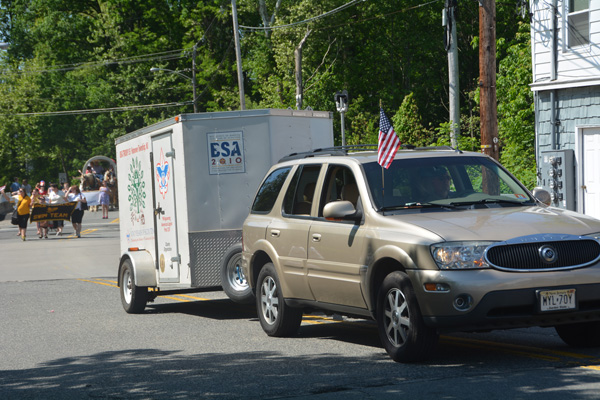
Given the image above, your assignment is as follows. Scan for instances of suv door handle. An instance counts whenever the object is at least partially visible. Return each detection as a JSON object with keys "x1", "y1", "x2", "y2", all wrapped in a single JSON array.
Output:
[
  {"x1": 312, "y1": 233, "x2": 321, "y2": 242},
  {"x1": 271, "y1": 230, "x2": 281, "y2": 238}
]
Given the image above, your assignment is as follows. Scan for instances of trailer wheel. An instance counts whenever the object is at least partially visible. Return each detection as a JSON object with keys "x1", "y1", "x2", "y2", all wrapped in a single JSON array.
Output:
[
  {"x1": 120, "y1": 259, "x2": 148, "y2": 314},
  {"x1": 256, "y1": 262, "x2": 302, "y2": 337},
  {"x1": 221, "y1": 244, "x2": 254, "y2": 304}
]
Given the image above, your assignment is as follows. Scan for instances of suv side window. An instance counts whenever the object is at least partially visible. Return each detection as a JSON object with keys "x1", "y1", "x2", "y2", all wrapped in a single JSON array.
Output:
[
  {"x1": 319, "y1": 165, "x2": 359, "y2": 216},
  {"x1": 282, "y1": 164, "x2": 321, "y2": 216},
  {"x1": 251, "y1": 167, "x2": 291, "y2": 214}
]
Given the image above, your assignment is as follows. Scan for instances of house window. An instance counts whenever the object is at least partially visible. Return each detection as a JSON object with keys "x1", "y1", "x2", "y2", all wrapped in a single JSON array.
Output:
[{"x1": 568, "y1": 0, "x2": 589, "y2": 47}]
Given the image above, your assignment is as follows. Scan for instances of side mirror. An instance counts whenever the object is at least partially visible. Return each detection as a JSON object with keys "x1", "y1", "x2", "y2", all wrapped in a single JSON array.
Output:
[
  {"x1": 532, "y1": 187, "x2": 551, "y2": 206},
  {"x1": 323, "y1": 201, "x2": 362, "y2": 222}
]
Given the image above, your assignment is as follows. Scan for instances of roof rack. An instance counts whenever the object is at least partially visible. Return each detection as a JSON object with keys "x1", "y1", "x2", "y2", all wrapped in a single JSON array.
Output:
[
  {"x1": 278, "y1": 144, "x2": 460, "y2": 162},
  {"x1": 412, "y1": 145, "x2": 461, "y2": 153}
]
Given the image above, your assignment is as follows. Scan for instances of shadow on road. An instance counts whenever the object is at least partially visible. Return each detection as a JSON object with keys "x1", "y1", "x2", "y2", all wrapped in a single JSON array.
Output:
[
  {"x1": 2, "y1": 346, "x2": 600, "y2": 399},
  {"x1": 146, "y1": 298, "x2": 256, "y2": 320}
]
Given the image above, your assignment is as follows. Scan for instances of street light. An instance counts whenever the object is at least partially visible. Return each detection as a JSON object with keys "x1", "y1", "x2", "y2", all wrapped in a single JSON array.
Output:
[
  {"x1": 335, "y1": 90, "x2": 349, "y2": 146},
  {"x1": 0, "y1": 43, "x2": 9, "y2": 50},
  {"x1": 150, "y1": 67, "x2": 197, "y2": 113}
]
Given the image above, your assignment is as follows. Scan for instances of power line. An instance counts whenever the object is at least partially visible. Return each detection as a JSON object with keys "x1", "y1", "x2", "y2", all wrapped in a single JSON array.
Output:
[
  {"x1": 2, "y1": 101, "x2": 193, "y2": 117},
  {"x1": 311, "y1": 0, "x2": 443, "y2": 33},
  {"x1": 2, "y1": 39, "x2": 236, "y2": 117},
  {"x1": 239, "y1": 0, "x2": 366, "y2": 31},
  {"x1": 0, "y1": 49, "x2": 188, "y2": 75}
]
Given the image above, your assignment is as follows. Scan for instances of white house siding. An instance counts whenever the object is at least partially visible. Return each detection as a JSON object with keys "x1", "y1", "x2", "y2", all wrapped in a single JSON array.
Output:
[{"x1": 531, "y1": 1, "x2": 600, "y2": 83}]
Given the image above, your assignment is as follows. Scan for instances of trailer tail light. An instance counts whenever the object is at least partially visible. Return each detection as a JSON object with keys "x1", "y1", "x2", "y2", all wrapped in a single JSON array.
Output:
[{"x1": 128, "y1": 247, "x2": 140, "y2": 252}]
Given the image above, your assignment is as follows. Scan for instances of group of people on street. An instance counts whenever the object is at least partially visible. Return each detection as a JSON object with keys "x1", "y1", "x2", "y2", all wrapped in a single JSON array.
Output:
[{"x1": 1, "y1": 179, "x2": 88, "y2": 241}]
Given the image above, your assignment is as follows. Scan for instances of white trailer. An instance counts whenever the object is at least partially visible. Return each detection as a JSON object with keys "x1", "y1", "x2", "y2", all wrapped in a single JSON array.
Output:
[{"x1": 115, "y1": 109, "x2": 333, "y2": 312}]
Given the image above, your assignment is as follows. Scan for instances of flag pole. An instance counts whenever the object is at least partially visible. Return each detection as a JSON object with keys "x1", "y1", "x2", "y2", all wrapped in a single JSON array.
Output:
[{"x1": 379, "y1": 99, "x2": 385, "y2": 211}]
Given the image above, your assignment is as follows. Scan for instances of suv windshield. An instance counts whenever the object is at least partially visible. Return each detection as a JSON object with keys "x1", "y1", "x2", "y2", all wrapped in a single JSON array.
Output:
[{"x1": 362, "y1": 156, "x2": 534, "y2": 210}]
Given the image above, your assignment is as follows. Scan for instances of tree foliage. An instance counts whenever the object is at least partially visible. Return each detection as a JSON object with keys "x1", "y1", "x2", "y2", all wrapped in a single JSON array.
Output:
[{"x1": 0, "y1": 0, "x2": 534, "y2": 188}]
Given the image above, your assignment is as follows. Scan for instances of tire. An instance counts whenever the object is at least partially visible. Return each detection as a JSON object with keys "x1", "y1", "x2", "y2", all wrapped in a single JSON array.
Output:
[
  {"x1": 256, "y1": 263, "x2": 303, "y2": 337},
  {"x1": 376, "y1": 271, "x2": 439, "y2": 363},
  {"x1": 120, "y1": 259, "x2": 148, "y2": 314},
  {"x1": 556, "y1": 321, "x2": 600, "y2": 347},
  {"x1": 220, "y1": 243, "x2": 254, "y2": 304}
]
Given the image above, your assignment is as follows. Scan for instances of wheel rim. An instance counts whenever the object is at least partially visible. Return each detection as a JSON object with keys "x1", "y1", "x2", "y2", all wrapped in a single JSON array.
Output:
[
  {"x1": 260, "y1": 276, "x2": 279, "y2": 325},
  {"x1": 123, "y1": 269, "x2": 133, "y2": 304},
  {"x1": 384, "y1": 288, "x2": 410, "y2": 347},
  {"x1": 226, "y1": 254, "x2": 248, "y2": 292}
]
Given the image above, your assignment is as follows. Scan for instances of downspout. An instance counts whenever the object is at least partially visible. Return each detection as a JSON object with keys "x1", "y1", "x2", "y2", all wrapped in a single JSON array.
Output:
[{"x1": 550, "y1": 0, "x2": 558, "y2": 150}]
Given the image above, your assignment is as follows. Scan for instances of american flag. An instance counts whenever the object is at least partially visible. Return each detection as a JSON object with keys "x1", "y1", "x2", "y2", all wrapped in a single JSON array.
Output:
[{"x1": 378, "y1": 108, "x2": 401, "y2": 169}]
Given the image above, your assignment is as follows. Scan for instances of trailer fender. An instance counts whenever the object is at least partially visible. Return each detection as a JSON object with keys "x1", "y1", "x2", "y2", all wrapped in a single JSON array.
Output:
[{"x1": 118, "y1": 250, "x2": 157, "y2": 288}]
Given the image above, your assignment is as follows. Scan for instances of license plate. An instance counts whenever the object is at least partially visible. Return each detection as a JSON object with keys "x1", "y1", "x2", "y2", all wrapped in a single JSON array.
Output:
[{"x1": 538, "y1": 289, "x2": 576, "y2": 312}]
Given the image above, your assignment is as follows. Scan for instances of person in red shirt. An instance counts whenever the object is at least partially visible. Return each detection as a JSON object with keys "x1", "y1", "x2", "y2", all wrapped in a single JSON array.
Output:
[{"x1": 38, "y1": 180, "x2": 48, "y2": 196}]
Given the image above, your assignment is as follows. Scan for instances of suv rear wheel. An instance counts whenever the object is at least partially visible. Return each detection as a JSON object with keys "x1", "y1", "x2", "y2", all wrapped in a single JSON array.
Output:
[
  {"x1": 377, "y1": 271, "x2": 438, "y2": 362},
  {"x1": 257, "y1": 263, "x2": 303, "y2": 337}
]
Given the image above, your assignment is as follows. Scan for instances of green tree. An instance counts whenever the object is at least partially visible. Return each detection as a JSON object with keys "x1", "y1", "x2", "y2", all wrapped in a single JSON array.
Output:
[
  {"x1": 0, "y1": 0, "x2": 535, "y2": 186},
  {"x1": 496, "y1": 22, "x2": 535, "y2": 188}
]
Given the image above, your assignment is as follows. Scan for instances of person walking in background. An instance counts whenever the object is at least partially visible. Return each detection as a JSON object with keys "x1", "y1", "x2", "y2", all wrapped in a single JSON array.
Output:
[
  {"x1": 21, "y1": 179, "x2": 31, "y2": 195},
  {"x1": 10, "y1": 177, "x2": 20, "y2": 193},
  {"x1": 47, "y1": 183, "x2": 66, "y2": 236},
  {"x1": 2, "y1": 187, "x2": 31, "y2": 241},
  {"x1": 38, "y1": 180, "x2": 48, "y2": 196},
  {"x1": 31, "y1": 187, "x2": 49, "y2": 239},
  {"x1": 66, "y1": 185, "x2": 86, "y2": 238},
  {"x1": 99, "y1": 181, "x2": 110, "y2": 219}
]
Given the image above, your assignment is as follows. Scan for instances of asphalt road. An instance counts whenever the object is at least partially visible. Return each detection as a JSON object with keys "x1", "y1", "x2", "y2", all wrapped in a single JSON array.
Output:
[{"x1": 1, "y1": 210, "x2": 600, "y2": 399}]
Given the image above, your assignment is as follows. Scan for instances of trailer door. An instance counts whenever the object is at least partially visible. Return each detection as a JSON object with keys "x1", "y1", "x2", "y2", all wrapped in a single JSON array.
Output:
[{"x1": 151, "y1": 133, "x2": 180, "y2": 283}]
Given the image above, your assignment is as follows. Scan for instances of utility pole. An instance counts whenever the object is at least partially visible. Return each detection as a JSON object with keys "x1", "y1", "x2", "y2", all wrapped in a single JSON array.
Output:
[
  {"x1": 479, "y1": 0, "x2": 499, "y2": 195},
  {"x1": 479, "y1": 0, "x2": 499, "y2": 161},
  {"x1": 444, "y1": 0, "x2": 459, "y2": 148},
  {"x1": 231, "y1": 0, "x2": 246, "y2": 110}
]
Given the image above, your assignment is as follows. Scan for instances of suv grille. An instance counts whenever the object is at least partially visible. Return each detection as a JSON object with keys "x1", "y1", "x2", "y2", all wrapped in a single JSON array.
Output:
[{"x1": 485, "y1": 236, "x2": 600, "y2": 272}]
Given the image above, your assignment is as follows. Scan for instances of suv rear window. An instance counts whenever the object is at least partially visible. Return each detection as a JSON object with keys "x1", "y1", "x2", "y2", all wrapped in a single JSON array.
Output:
[{"x1": 251, "y1": 167, "x2": 291, "y2": 213}]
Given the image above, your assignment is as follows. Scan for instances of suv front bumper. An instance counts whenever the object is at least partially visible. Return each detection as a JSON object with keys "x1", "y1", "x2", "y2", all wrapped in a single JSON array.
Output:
[{"x1": 408, "y1": 267, "x2": 600, "y2": 332}]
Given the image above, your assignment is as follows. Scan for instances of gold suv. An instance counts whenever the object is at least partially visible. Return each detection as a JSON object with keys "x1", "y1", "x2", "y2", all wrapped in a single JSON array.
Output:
[{"x1": 241, "y1": 146, "x2": 600, "y2": 362}]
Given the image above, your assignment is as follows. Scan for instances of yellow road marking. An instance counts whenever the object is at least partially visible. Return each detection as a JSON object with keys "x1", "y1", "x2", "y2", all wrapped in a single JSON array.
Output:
[
  {"x1": 172, "y1": 294, "x2": 210, "y2": 301},
  {"x1": 441, "y1": 337, "x2": 560, "y2": 362},
  {"x1": 109, "y1": 218, "x2": 119, "y2": 224},
  {"x1": 94, "y1": 278, "x2": 118, "y2": 284},
  {"x1": 160, "y1": 295, "x2": 188, "y2": 302},
  {"x1": 62, "y1": 228, "x2": 98, "y2": 240},
  {"x1": 77, "y1": 278, "x2": 118, "y2": 288},
  {"x1": 582, "y1": 365, "x2": 600, "y2": 371},
  {"x1": 442, "y1": 335, "x2": 596, "y2": 362},
  {"x1": 303, "y1": 315, "x2": 336, "y2": 325}
]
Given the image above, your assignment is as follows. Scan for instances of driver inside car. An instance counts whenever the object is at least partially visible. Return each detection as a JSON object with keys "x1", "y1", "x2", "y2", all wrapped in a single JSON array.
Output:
[{"x1": 416, "y1": 166, "x2": 452, "y2": 202}]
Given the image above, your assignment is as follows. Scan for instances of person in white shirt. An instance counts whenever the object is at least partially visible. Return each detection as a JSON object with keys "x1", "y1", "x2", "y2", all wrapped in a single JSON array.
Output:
[
  {"x1": 66, "y1": 185, "x2": 87, "y2": 238},
  {"x1": 47, "y1": 183, "x2": 66, "y2": 236}
]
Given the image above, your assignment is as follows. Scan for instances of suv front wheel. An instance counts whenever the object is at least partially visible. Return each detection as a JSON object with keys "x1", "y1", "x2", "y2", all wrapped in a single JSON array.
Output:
[
  {"x1": 257, "y1": 263, "x2": 303, "y2": 337},
  {"x1": 377, "y1": 271, "x2": 438, "y2": 362}
]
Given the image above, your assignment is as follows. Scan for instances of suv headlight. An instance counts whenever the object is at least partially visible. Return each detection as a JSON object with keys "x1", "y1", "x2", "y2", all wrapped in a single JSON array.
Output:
[{"x1": 431, "y1": 242, "x2": 494, "y2": 270}]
